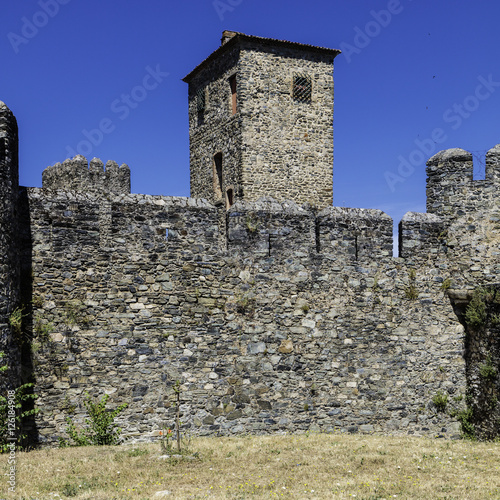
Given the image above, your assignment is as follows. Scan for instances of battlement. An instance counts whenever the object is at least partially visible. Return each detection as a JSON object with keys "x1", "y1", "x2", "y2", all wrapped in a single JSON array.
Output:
[
  {"x1": 426, "y1": 145, "x2": 500, "y2": 222},
  {"x1": 42, "y1": 155, "x2": 131, "y2": 195}
]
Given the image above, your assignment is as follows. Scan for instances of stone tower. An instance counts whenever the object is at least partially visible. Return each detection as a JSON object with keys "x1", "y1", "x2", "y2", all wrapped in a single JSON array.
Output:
[
  {"x1": 0, "y1": 102, "x2": 20, "y2": 385},
  {"x1": 183, "y1": 31, "x2": 340, "y2": 209}
]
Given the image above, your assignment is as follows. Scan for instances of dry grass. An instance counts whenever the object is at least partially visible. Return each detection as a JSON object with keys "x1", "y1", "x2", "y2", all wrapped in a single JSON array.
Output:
[{"x1": 1, "y1": 433, "x2": 500, "y2": 499}]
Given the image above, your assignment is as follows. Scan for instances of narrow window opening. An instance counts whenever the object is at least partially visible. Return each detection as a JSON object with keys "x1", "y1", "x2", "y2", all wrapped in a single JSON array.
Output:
[
  {"x1": 315, "y1": 220, "x2": 321, "y2": 254},
  {"x1": 197, "y1": 88, "x2": 206, "y2": 126},
  {"x1": 165, "y1": 228, "x2": 169, "y2": 240},
  {"x1": 229, "y1": 75, "x2": 237, "y2": 115},
  {"x1": 213, "y1": 153, "x2": 223, "y2": 198},
  {"x1": 293, "y1": 74, "x2": 312, "y2": 103},
  {"x1": 226, "y1": 188, "x2": 234, "y2": 208},
  {"x1": 354, "y1": 235, "x2": 359, "y2": 261}
]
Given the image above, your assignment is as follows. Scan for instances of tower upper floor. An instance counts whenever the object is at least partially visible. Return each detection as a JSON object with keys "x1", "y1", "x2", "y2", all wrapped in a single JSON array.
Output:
[{"x1": 183, "y1": 31, "x2": 340, "y2": 209}]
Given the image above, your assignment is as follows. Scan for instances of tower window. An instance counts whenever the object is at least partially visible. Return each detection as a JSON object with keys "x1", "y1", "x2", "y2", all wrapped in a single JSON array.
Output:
[
  {"x1": 293, "y1": 74, "x2": 312, "y2": 103},
  {"x1": 197, "y1": 87, "x2": 206, "y2": 125},
  {"x1": 213, "y1": 153, "x2": 223, "y2": 198},
  {"x1": 226, "y1": 188, "x2": 234, "y2": 208},
  {"x1": 229, "y1": 75, "x2": 237, "y2": 114}
]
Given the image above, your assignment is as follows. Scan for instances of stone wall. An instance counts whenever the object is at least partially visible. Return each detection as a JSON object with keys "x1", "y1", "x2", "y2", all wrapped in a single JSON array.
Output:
[
  {"x1": 186, "y1": 44, "x2": 242, "y2": 207},
  {"x1": 0, "y1": 102, "x2": 20, "y2": 387},
  {"x1": 239, "y1": 42, "x2": 335, "y2": 208},
  {"x1": 18, "y1": 161, "x2": 489, "y2": 444},
  {"x1": 42, "y1": 155, "x2": 131, "y2": 195},
  {"x1": 185, "y1": 33, "x2": 338, "y2": 210},
  {"x1": 3, "y1": 91, "x2": 500, "y2": 443}
]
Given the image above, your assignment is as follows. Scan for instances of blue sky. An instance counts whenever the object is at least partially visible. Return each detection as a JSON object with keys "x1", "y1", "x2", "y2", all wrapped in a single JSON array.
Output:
[{"x1": 2, "y1": 0, "x2": 500, "y2": 232}]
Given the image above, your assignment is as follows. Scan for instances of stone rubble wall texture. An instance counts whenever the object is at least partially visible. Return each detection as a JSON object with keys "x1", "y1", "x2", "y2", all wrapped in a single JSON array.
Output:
[
  {"x1": 4, "y1": 145, "x2": 495, "y2": 444},
  {"x1": 186, "y1": 37, "x2": 336, "y2": 209},
  {"x1": 0, "y1": 102, "x2": 20, "y2": 387},
  {"x1": 187, "y1": 45, "x2": 243, "y2": 207},
  {"x1": 42, "y1": 155, "x2": 131, "y2": 195}
]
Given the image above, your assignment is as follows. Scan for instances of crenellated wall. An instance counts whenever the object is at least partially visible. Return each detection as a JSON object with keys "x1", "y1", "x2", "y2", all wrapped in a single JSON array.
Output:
[
  {"x1": 42, "y1": 155, "x2": 131, "y2": 195},
  {"x1": 3, "y1": 93, "x2": 500, "y2": 444},
  {"x1": 22, "y1": 178, "x2": 469, "y2": 444},
  {"x1": 8, "y1": 145, "x2": 499, "y2": 445}
]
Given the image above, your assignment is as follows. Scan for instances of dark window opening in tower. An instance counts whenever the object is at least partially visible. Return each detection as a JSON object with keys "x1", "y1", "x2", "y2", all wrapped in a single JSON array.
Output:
[
  {"x1": 197, "y1": 87, "x2": 206, "y2": 126},
  {"x1": 213, "y1": 153, "x2": 223, "y2": 197},
  {"x1": 226, "y1": 188, "x2": 234, "y2": 208},
  {"x1": 229, "y1": 75, "x2": 237, "y2": 114}
]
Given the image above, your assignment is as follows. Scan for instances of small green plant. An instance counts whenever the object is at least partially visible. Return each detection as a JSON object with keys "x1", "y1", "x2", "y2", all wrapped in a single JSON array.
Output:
[
  {"x1": 8, "y1": 307, "x2": 25, "y2": 338},
  {"x1": 159, "y1": 427, "x2": 174, "y2": 454},
  {"x1": 405, "y1": 285, "x2": 418, "y2": 300},
  {"x1": 61, "y1": 483, "x2": 79, "y2": 497},
  {"x1": 32, "y1": 294, "x2": 44, "y2": 308},
  {"x1": 235, "y1": 292, "x2": 256, "y2": 316},
  {"x1": 0, "y1": 354, "x2": 39, "y2": 452},
  {"x1": 441, "y1": 278, "x2": 452, "y2": 290},
  {"x1": 404, "y1": 269, "x2": 418, "y2": 300},
  {"x1": 432, "y1": 390, "x2": 448, "y2": 412},
  {"x1": 64, "y1": 300, "x2": 91, "y2": 326},
  {"x1": 301, "y1": 303, "x2": 310, "y2": 313},
  {"x1": 245, "y1": 212, "x2": 260, "y2": 234},
  {"x1": 465, "y1": 288, "x2": 488, "y2": 328},
  {"x1": 479, "y1": 354, "x2": 497, "y2": 380},
  {"x1": 451, "y1": 407, "x2": 475, "y2": 439},
  {"x1": 63, "y1": 393, "x2": 127, "y2": 446},
  {"x1": 127, "y1": 447, "x2": 149, "y2": 457},
  {"x1": 34, "y1": 318, "x2": 53, "y2": 341}
]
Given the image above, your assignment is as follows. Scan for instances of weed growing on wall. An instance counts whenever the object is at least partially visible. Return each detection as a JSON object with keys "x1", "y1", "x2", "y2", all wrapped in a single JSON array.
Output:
[
  {"x1": 0, "y1": 352, "x2": 39, "y2": 452},
  {"x1": 8, "y1": 307, "x2": 25, "y2": 339},
  {"x1": 432, "y1": 390, "x2": 448, "y2": 412},
  {"x1": 404, "y1": 268, "x2": 418, "y2": 300},
  {"x1": 64, "y1": 299, "x2": 91, "y2": 326},
  {"x1": 479, "y1": 354, "x2": 497, "y2": 380}
]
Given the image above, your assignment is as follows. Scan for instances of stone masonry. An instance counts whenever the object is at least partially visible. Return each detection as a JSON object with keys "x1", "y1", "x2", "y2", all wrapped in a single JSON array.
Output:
[
  {"x1": 1, "y1": 32, "x2": 499, "y2": 445},
  {"x1": 184, "y1": 31, "x2": 339, "y2": 210}
]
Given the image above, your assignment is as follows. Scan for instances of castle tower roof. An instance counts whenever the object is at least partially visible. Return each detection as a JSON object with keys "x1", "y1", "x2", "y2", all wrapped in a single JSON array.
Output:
[{"x1": 183, "y1": 31, "x2": 341, "y2": 83}]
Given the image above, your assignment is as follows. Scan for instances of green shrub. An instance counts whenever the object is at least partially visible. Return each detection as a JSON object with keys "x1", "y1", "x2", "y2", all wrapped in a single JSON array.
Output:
[
  {"x1": 432, "y1": 390, "x2": 448, "y2": 412},
  {"x1": 64, "y1": 300, "x2": 91, "y2": 326},
  {"x1": 0, "y1": 352, "x2": 39, "y2": 452},
  {"x1": 479, "y1": 355, "x2": 497, "y2": 380},
  {"x1": 465, "y1": 289, "x2": 488, "y2": 327},
  {"x1": 451, "y1": 407, "x2": 475, "y2": 439},
  {"x1": 64, "y1": 394, "x2": 127, "y2": 446},
  {"x1": 8, "y1": 307, "x2": 25, "y2": 338}
]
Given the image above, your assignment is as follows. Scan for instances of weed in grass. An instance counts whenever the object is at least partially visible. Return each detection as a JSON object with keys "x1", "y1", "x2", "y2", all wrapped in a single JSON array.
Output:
[{"x1": 63, "y1": 393, "x2": 127, "y2": 446}]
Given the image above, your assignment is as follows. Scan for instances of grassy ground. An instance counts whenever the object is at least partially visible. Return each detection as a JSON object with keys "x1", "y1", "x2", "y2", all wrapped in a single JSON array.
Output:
[{"x1": 1, "y1": 433, "x2": 499, "y2": 499}]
